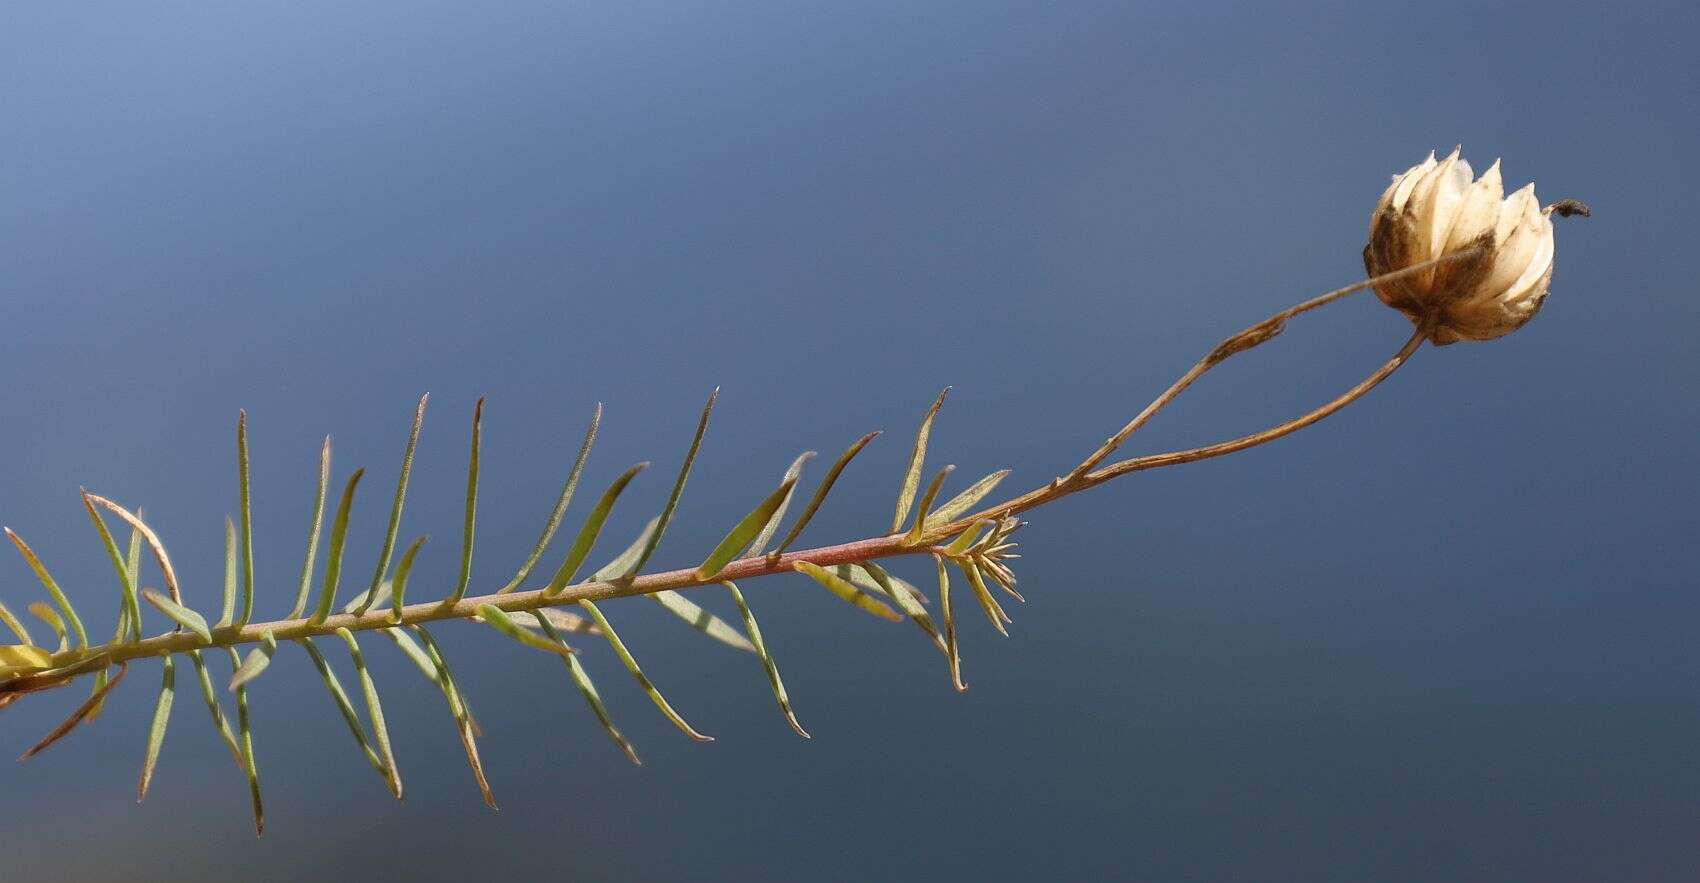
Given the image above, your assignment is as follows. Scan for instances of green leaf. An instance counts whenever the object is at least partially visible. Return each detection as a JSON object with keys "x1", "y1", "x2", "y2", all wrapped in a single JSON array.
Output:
[
  {"x1": 529, "y1": 612, "x2": 640, "y2": 765},
  {"x1": 477, "y1": 604, "x2": 575, "y2": 658},
  {"x1": 770, "y1": 431, "x2": 879, "y2": 559},
  {"x1": 297, "y1": 638, "x2": 395, "y2": 794},
  {"x1": 695, "y1": 472, "x2": 802, "y2": 579},
  {"x1": 0, "y1": 599, "x2": 33, "y2": 645},
  {"x1": 142, "y1": 589, "x2": 211, "y2": 644},
  {"x1": 625, "y1": 388, "x2": 716, "y2": 579},
  {"x1": 499, "y1": 404, "x2": 600, "y2": 594},
  {"x1": 410, "y1": 626, "x2": 496, "y2": 808},
  {"x1": 590, "y1": 516, "x2": 659, "y2": 583},
  {"x1": 228, "y1": 631, "x2": 278, "y2": 692},
  {"x1": 746, "y1": 451, "x2": 814, "y2": 557},
  {"x1": 80, "y1": 490, "x2": 142, "y2": 644},
  {"x1": 723, "y1": 581, "x2": 808, "y2": 738},
  {"x1": 792, "y1": 561, "x2": 902, "y2": 623},
  {"x1": 137, "y1": 656, "x2": 176, "y2": 801},
  {"x1": 217, "y1": 515, "x2": 238, "y2": 629},
  {"x1": 224, "y1": 647, "x2": 264, "y2": 835},
  {"x1": 924, "y1": 469, "x2": 1011, "y2": 528},
  {"x1": 26, "y1": 602, "x2": 67, "y2": 652},
  {"x1": 446, "y1": 397, "x2": 483, "y2": 605},
  {"x1": 186, "y1": 650, "x2": 243, "y2": 768},
  {"x1": 892, "y1": 387, "x2": 949, "y2": 533},
  {"x1": 959, "y1": 559, "x2": 1010, "y2": 637},
  {"x1": 289, "y1": 437, "x2": 332, "y2": 619},
  {"x1": 933, "y1": 554, "x2": 966, "y2": 691},
  {"x1": 838, "y1": 564, "x2": 930, "y2": 606},
  {"x1": 235, "y1": 411, "x2": 257, "y2": 628},
  {"x1": 124, "y1": 515, "x2": 144, "y2": 635},
  {"x1": 942, "y1": 521, "x2": 991, "y2": 556},
  {"x1": 647, "y1": 590, "x2": 755, "y2": 653},
  {"x1": 857, "y1": 562, "x2": 946, "y2": 655},
  {"x1": 310, "y1": 468, "x2": 366, "y2": 625},
  {"x1": 902, "y1": 464, "x2": 955, "y2": 545},
  {"x1": 390, "y1": 536, "x2": 428, "y2": 623},
  {"x1": 335, "y1": 629, "x2": 401, "y2": 801},
  {"x1": 543, "y1": 462, "x2": 649, "y2": 595},
  {"x1": 5, "y1": 528, "x2": 89, "y2": 647},
  {"x1": 578, "y1": 600, "x2": 713, "y2": 742},
  {"x1": 355, "y1": 394, "x2": 427, "y2": 616}
]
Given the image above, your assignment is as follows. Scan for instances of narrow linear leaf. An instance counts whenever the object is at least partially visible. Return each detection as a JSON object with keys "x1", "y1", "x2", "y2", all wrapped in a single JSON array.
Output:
[
  {"x1": 578, "y1": 600, "x2": 713, "y2": 742},
  {"x1": 235, "y1": 411, "x2": 256, "y2": 628},
  {"x1": 19, "y1": 663, "x2": 128, "y2": 760},
  {"x1": 902, "y1": 464, "x2": 956, "y2": 545},
  {"x1": 5, "y1": 528, "x2": 89, "y2": 647},
  {"x1": 747, "y1": 451, "x2": 814, "y2": 557},
  {"x1": 723, "y1": 581, "x2": 809, "y2": 738},
  {"x1": 186, "y1": 650, "x2": 243, "y2": 767},
  {"x1": 543, "y1": 462, "x2": 649, "y2": 595},
  {"x1": 224, "y1": 647, "x2": 264, "y2": 835},
  {"x1": 228, "y1": 631, "x2": 278, "y2": 692},
  {"x1": 311, "y1": 468, "x2": 366, "y2": 625},
  {"x1": 498, "y1": 404, "x2": 601, "y2": 594},
  {"x1": 530, "y1": 612, "x2": 640, "y2": 765},
  {"x1": 390, "y1": 536, "x2": 428, "y2": 623},
  {"x1": 137, "y1": 656, "x2": 175, "y2": 801},
  {"x1": 80, "y1": 490, "x2": 142, "y2": 644},
  {"x1": 892, "y1": 387, "x2": 950, "y2": 533},
  {"x1": 142, "y1": 590, "x2": 211, "y2": 643},
  {"x1": 356, "y1": 395, "x2": 427, "y2": 616},
  {"x1": 296, "y1": 638, "x2": 394, "y2": 794},
  {"x1": 0, "y1": 600, "x2": 33, "y2": 645},
  {"x1": 839, "y1": 564, "x2": 930, "y2": 606},
  {"x1": 924, "y1": 469, "x2": 1011, "y2": 528},
  {"x1": 289, "y1": 437, "x2": 332, "y2": 619},
  {"x1": 625, "y1": 388, "x2": 717, "y2": 579},
  {"x1": 378, "y1": 626, "x2": 439, "y2": 687},
  {"x1": 477, "y1": 604, "x2": 575, "y2": 658},
  {"x1": 124, "y1": 516, "x2": 144, "y2": 634},
  {"x1": 528, "y1": 608, "x2": 599, "y2": 635},
  {"x1": 934, "y1": 554, "x2": 966, "y2": 691},
  {"x1": 943, "y1": 521, "x2": 991, "y2": 556},
  {"x1": 84, "y1": 495, "x2": 183, "y2": 607},
  {"x1": 792, "y1": 561, "x2": 902, "y2": 623},
  {"x1": 590, "y1": 516, "x2": 659, "y2": 583},
  {"x1": 771, "y1": 431, "x2": 880, "y2": 559},
  {"x1": 647, "y1": 590, "x2": 755, "y2": 652},
  {"x1": 960, "y1": 560, "x2": 1010, "y2": 636},
  {"x1": 217, "y1": 515, "x2": 238, "y2": 628},
  {"x1": 27, "y1": 602, "x2": 67, "y2": 652},
  {"x1": 410, "y1": 626, "x2": 496, "y2": 808},
  {"x1": 446, "y1": 397, "x2": 483, "y2": 605},
  {"x1": 335, "y1": 628, "x2": 401, "y2": 801},
  {"x1": 695, "y1": 473, "x2": 801, "y2": 579},
  {"x1": 859, "y1": 562, "x2": 947, "y2": 655}
]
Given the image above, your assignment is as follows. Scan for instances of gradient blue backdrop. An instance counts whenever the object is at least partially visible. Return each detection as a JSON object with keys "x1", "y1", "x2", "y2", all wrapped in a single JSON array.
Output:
[{"x1": 3, "y1": 2, "x2": 1696, "y2": 880}]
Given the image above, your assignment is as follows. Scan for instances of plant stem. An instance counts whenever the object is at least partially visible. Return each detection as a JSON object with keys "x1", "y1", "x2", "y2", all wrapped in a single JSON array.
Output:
[{"x1": 31, "y1": 259, "x2": 1450, "y2": 676}]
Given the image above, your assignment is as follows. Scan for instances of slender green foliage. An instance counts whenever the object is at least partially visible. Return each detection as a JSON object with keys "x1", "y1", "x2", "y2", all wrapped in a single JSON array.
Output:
[
  {"x1": 289, "y1": 437, "x2": 332, "y2": 619},
  {"x1": 236, "y1": 411, "x2": 257, "y2": 628},
  {"x1": 356, "y1": 395, "x2": 427, "y2": 616},
  {"x1": 311, "y1": 469, "x2": 365, "y2": 625},
  {"x1": 447, "y1": 397, "x2": 482, "y2": 605},
  {"x1": 892, "y1": 388, "x2": 949, "y2": 533},
  {"x1": 500, "y1": 404, "x2": 601, "y2": 594}
]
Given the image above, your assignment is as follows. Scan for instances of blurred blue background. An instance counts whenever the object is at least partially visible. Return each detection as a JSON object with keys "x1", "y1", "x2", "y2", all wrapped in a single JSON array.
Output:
[{"x1": 2, "y1": 1, "x2": 1696, "y2": 880}]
